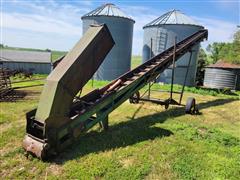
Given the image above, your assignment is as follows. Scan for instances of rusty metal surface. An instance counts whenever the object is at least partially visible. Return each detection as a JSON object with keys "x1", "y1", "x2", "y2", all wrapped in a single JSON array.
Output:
[
  {"x1": 106, "y1": 79, "x2": 122, "y2": 92},
  {"x1": 22, "y1": 135, "x2": 48, "y2": 159},
  {"x1": 206, "y1": 60, "x2": 240, "y2": 69}
]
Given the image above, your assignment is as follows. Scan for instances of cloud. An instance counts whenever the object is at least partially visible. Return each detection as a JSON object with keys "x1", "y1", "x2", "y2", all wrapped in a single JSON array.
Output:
[
  {"x1": 131, "y1": 14, "x2": 157, "y2": 55},
  {"x1": 192, "y1": 16, "x2": 237, "y2": 48},
  {"x1": 124, "y1": 5, "x2": 237, "y2": 54},
  {"x1": 3, "y1": 0, "x2": 91, "y2": 22},
  {"x1": 75, "y1": 0, "x2": 93, "y2": 6},
  {"x1": 1, "y1": 0, "x2": 90, "y2": 48},
  {"x1": 2, "y1": 28, "x2": 79, "y2": 51},
  {"x1": 213, "y1": 0, "x2": 239, "y2": 11},
  {"x1": 1, "y1": 1, "x2": 238, "y2": 55},
  {"x1": 122, "y1": 5, "x2": 161, "y2": 55},
  {"x1": 2, "y1": 12, "x2": 82, "y2": 36}
]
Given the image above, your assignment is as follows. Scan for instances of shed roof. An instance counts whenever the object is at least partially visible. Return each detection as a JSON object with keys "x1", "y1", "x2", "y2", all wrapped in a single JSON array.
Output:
[
  {"x1": 144, "y1": 9, "x2": 202, "y2": 28},
  {"x1": 81, "y1": 3, "x2": 135, "y2": 22},
  {"x1": 207, "y1": 60, "x2": 240, "y2": 69},
  {"x1": 0, "y1": 49, "x2": 51, "y2": 63}
]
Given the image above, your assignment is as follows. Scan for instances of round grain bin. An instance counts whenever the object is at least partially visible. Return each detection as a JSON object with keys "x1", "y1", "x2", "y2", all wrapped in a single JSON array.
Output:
[
  {"x1": 204, "y1": 61, "x2": 240, "y2": 90},
  {"x1": 81, "y1": 3, "x2": 135, "y2": 80},
  {"x1": 142, "y1": 10, "x2": 203, "y2": 86}
]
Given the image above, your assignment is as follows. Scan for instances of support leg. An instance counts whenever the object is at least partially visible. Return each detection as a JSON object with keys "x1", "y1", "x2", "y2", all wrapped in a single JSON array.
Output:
[
  {"x1": 170, "y1": 36, "x2": 177, "y2": 100},
  {"x1": 99, "y1": 116, "x2": 109, "y2": 131},
  {"x1": 147, "y1": 82, "x2": 151, "y2": 99},
  {"x1": 179, "y1": 50, "x2": 193, "y2": 104}
]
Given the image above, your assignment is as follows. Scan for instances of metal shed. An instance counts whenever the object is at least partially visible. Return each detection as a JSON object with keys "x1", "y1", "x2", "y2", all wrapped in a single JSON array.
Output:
[
  {"x1": 0, "y1": 49, "x2": 52, "y2": 74},
  {"x1": 142, "y1": 9, "x2": 203, "y2": 86},
  {"x1": 81, "y1": 3, "x2": 135, "y2": 80},
  {"x1": 204, "y1": 61, "x2": 240, "y2": 90}
]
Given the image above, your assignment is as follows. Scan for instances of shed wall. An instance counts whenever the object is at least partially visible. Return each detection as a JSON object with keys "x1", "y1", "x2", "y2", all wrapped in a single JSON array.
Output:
[
  {"x1": 204, "y1": 68, "x2": 240, "y2": 90},
  {"x1": 1, "y1": 62, "x2": 51, "y2": 74}
]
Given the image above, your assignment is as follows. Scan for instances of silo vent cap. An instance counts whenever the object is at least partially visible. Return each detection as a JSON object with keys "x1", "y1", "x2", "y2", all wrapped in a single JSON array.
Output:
[{"x1": 81, "y1": 3, "x2": 135, "y2": 23}]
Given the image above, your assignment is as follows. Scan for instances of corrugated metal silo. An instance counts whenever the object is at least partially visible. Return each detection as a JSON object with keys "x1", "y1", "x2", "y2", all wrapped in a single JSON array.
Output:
[
  {"x1": 204, "y1": 61, "x2": 240, "y2": 90},
  {"x1": 142, "y1": 10, "x2": 204, "y2": 86},
  {"x1": 81, "y1": 3, "x2": 135, "y2": 80}
]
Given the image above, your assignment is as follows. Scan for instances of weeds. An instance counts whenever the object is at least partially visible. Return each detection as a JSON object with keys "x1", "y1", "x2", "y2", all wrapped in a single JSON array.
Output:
[{"x1": 0, "y1": 74, "x2": 239, "y2": 179}]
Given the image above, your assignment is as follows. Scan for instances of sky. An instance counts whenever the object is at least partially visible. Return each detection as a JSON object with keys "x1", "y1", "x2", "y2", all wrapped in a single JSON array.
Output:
[{"x1": 1, "y1": 0, "x2": 239, "y2": 55}]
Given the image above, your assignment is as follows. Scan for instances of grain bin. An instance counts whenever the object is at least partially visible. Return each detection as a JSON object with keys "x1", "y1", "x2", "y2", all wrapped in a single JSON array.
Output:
[
  {"x1": 81, "y1": 3, "x2": 135, "y2": 80},
  {"x1": 142, "y1": 10, "x2": 203, "y2": 86},
  {"x1": 204, "y1": 61, "x2": 240, "y2": 90}
]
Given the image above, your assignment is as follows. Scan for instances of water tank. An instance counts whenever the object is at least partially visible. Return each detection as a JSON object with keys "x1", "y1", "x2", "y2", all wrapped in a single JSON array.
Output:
[
  {"x1": 142, "y1": 10, "x2": 203, "y2": 86},
  {"x1": 204, "y1": 61, "x2": 240, "y2": 90},
  {"x1": 81, "y1": 3, "x2": 135, "y2": 80}
]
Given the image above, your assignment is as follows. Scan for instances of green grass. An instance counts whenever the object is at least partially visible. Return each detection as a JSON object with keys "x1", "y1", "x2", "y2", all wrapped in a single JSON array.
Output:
[
  {"x1": 51, "y1": 50, "x2": 67, "y2": 61},
  {"x1": 91, "y1": 80, "x2": 240, "y2": 98},
  {"x1": 1, "y1": 48, "x2": 239, "y2": 178},
  {"x1": 10, "y1": 74, "x2": 47, "y2": 89},
  {"x1": 1, "y1": 76, "x2": 240, "y2": 179},
  {"x1": 9, "y1": 74, "x2": 240, "y2": 98},
  {"x1": 131, "y1": 55, "x2": 142, "y2": 69},
  {"x1": 147, "y1": 83, "x2": 240, "y2": 97}
]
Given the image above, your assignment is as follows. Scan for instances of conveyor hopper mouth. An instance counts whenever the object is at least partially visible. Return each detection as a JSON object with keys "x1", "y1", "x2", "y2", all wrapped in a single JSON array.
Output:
[{"x1": 26, "y1": 109, "x2": 44, "y2": 140}]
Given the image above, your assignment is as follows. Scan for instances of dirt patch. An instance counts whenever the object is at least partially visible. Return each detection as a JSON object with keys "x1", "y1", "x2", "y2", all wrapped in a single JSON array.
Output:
[
  {"x1": 197, "y1": 127, "x2": 208, "y2": 136},
  {"x1": 120, "y1": 157, "x2": 135, "y2": 168},
  {"x1": 23, "y1": 90, "x2": 41, "y2": 100},
  {"x1": 0, "y1": 90, "x2": 27, "y2": 102},
  {"x1": 46, "y1": 164, "x2": 63, "y2": 176},
  {"x1": 0, "y1": 89, "x2": 41, "y2": 102}
]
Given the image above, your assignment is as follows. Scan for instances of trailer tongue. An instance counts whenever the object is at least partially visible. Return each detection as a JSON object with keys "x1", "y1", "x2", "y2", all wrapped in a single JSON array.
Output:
[{"x1": 23, "y1": 24, "x2": 208, "y2": 160}]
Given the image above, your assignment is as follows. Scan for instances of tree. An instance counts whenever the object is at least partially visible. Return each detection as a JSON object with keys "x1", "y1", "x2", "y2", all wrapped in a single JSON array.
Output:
[
  {"x1": 233, "y1": 29, "x2": 240, "y2": 43},
  {"x1": 196, "y1": 48, "x2": 207, "y2": 86},
  {"x1": 206, "y1": 29, "x2": 240, "y2": 65},
  {"x1": 206, "y1": 43, "x2": 222, "y2": 63},
  {"x1": 232, "y1": 29, "x2": 240, "y2": 64}
]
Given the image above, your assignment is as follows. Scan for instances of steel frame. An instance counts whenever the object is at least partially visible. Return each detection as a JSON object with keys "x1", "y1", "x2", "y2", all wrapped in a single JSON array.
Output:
[{"x1": 23, "y1": 29, "x2": 208, "y2": 159}]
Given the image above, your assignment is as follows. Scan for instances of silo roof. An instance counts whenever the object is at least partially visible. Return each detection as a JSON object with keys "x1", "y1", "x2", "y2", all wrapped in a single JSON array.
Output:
[
  {"x1": 143, "y1": 9, "x2": 202, "y2": 28},
  {"x1": 81, "y1": 3, "x2": 135, "y2": 22}
]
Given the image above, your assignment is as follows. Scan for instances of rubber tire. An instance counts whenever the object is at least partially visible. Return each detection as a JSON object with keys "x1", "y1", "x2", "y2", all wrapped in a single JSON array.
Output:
[
  {"x1": 165, "y1": 103, "x2": 169, "y2": 110},
  {"x1": 185, "y1": 97, "x2": 196, "y2": 114},
  {"x1": 129, "y1": 91, "x2": 140, "y2": 104}
]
